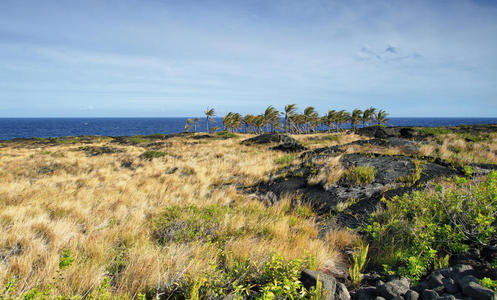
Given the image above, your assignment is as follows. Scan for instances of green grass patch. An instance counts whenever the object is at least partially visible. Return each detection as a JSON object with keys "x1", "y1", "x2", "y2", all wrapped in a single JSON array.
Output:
[
  {"x1": 139, "y1": 150, "x2": 167, "y2": 160},
  {"x1": 216, "y1": 130, "x2": 239, "y2": 138},
  {"x1": 340, "y1": 165, "x2": 376, "y2": 185},
  {"x1": 274, "y1": 154, "x2": 296, "y2": 165},
  {"x1": 415, "y1": 127, "x2": 453, "y2": 136}
]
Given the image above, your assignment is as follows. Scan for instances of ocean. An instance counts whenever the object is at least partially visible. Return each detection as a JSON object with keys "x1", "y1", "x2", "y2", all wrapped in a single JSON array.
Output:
[{"x1": 1, "y1": 117, "x2": 497, "y2": 140}]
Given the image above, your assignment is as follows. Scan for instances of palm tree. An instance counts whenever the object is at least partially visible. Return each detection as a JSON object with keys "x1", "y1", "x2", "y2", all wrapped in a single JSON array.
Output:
[
  {"x1": 376, "y1": 110, "x2": 389, "y2": 125},
  {"x1": 223, "y1": 112, "x2": 233, "y2": 132},
  {"x1": 337, "y1": 110, "x2": 350, "y2": 131},
  {"x1": 204, "y1": 107, "x2": 215, "y2": 133},
  {"x1": 231, "y1": 113, "x2": 242, "y2": 132},
  {"x1": 243, "y1": 114, "x2": 255, "y2": 133},
  {"x1": 351, "y1": 109, "x2": 362, "y2": 130},
  {"x1": 263, "y1": 105, "x2": 280, "y2": 132},
  {"x1": 303, "y1": 106, "x2": 318, "y2": 133},
  {"x1": 362, "y1": 107, "x2": 376, "y2": 128},
  {"x1": 193, "y1": 117, "x2": 200, "y2": 132},
  {"x1": 185, "y1": 118, "x2": 193, "y2": 133},
  {"x1": 254, "y1": 115, "x2": 265, "y2": 134},
  {"x1": 325, "y1": 110, "x2": 337, "y2": 132},
  {"x1": 283, "y1": 104, "x2": 297, "y2": 133}
]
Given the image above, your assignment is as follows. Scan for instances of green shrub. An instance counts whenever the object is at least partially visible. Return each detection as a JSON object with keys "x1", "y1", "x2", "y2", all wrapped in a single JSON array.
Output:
[
  {"x1": 139, "y1": 150, "x2": 167, "y2": 160},
  {"x1": 364, "y1": 171, "x2": 497, "y2": 282},
  {"x1": 258, "y1": 254, "x2": 308, "y2": 299},
  {"x1": 59, "y1": 249, "x2": 74, "y2": 270},
  {"x1": 217, "y1": 131, "x2": 239, "y2": 138},
  {"x1": 415, "y1": 127, "x2": 452, "y2": 136},
  {"x1": 349, "y1": 243, "x2": 369, "y2": 288},
  {"x1": 322, "y1": 135, "x2": 340, "y2": 142},
  {"x1": 396, "y1": 159, "x2": 423, "y2": 186},
  {"x1": 153, "y1": 205, "x2": 228, "y2": 244},
  {"x1": 340, "y1": 165, "x2": 376, "y2": 185},
  {"x1": 274, "y1": 154, "x2": 296, "y2": 165},
  {"x1": 481, "y1": 277, "x2": 497, "y2": 291},
  {"x1": 127, "y1": 135, "x2": 150, "y2": 144}
]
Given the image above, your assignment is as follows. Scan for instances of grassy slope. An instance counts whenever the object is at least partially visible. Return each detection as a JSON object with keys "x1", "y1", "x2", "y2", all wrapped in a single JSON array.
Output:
[
  {"x1": 1, "y1": 128, "x2": 496, "y2": 297},
  {"x1": 0, "y1": 133, "x2": 358, "y2": 298}
]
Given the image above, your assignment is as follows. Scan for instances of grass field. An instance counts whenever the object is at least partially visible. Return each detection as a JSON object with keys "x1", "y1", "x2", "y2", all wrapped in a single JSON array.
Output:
[{"x1": 0, "y1": 133, "x2": 359, "y2": 298}]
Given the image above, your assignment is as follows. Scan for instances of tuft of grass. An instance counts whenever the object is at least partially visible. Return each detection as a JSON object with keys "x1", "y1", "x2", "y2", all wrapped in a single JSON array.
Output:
[
  {"x1": 340, "y1": 165, "x2": 376, "y2": 185},
  {"x1": 396, "y1": 159, "x2": 423, "y2": 186},
  {"x1": 416, "y1": 127, "x2": 452, "y2": 136},
  {"x1": 216, "y1": 131, "x2": 239, "y2": 138},
  {"x1": 139, "y1": 150, "x2": 167, "y2": 160},
  {"x1": 59, "y1": 249, "x2": 75, "y2": 270},
  {"x1": 274, "y1": 154, "x2": 296, "y2": 165},
  {"x1": 126, "y1": 135, "x2": 150, "y2": 144}
]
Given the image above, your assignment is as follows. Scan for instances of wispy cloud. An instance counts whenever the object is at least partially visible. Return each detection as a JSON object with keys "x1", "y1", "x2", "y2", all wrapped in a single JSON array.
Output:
[{"x1": 0, "y1": 0, "x2": 496, "y2": 117}]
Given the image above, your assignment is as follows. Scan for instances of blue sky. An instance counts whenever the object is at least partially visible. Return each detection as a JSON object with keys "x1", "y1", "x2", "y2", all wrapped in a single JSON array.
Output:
[{"x1": 1, "y1": 0, "x2": 496, "y2": 117}]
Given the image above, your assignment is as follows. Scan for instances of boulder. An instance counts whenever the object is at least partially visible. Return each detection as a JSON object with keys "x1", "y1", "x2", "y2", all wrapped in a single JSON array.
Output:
[
  {"x1": 242, "y1": 133, "x2": 292, "y2": 145},
  {"x1": 461, "y1": 281, "x2": 496, "y2": 300},
  {"x1": 378, "y1": 278, "x2": 411, "y2": 299},
  {"x1": 427, "y1": 272, "x2": 445, "y2": 290},
  {"x1": 435, "y1": 295, "x2": 456, "y2": 300},
  {"x1": 442, "y1": 278, "x2": 459, "y2": 294},
  {"x1": 452, "y1": 265, "x2": 479, "y2": 280},
  {"x1": 422, "y1": 289, "x2": 439, "y2": 300},
  {"x1": 336, "y1": 282, "x2": 351, "y2": 300},
  {"x1": 405, "y1": 290, "x2": 420, "y2": 300},
  {"x1": 300, "y1": 269, "x2": 337, "y2": 300},
  {"x1": 457, "y1": 275, "x2": 480, "y2": 291},
  {"x1": 357, "y1": 287, "x2": 378, "y2": 300}
]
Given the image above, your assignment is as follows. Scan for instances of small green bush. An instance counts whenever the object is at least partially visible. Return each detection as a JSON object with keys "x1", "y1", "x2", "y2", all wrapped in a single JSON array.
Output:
[
  {"x1": 481, "y1": 277, "x2": 497, "y2": 291},
  {"x1": 416, "y1": 127, "x2": 452, "y2": 136},
  {"x1": 59, "y1": 249, "x2": 75, "y2": 270},
  {"x1": 139, "y1": 150, "x2": 167, "y2": 160},
  {"x1": 152, "y1": 205, "x2": 230, "y2": 244},
  {"x1": 217, "y1": 131, "x2": 239, "y2": 138},
  {"x1": 127, "y1": 135, "x2": 150, "y2": 144},
  {"x1": 274, "y1": 154, "x2": 296, "y2": 165},
  {"x1": 340, "y1": 165, "x2": 376, "y2": 185}
]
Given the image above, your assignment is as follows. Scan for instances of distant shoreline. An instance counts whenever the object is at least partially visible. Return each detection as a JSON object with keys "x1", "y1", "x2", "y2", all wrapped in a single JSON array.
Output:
[{"x1": 2, "y1": 123, "x2": 497, "y2": 142}]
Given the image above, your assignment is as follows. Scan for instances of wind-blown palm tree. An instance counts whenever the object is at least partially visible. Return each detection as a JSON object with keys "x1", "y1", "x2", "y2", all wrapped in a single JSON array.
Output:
[
  {"x1": 324, "y1": 110, "x2": 337, "y2": 132},
  {"x1": 362, "y1": 107, "x2": 376, "y2": 128},
  {"x1": 351, "y1": 109, "x2": 362, "y2": 130},
  {"x1": 185, "y1": 118, "x2": 193, "y2": 133},
  {"x1": 254, "y1": 115, "x2": 265, "y2": 134},
  {"x1": 283, "y1": 104, "x2": 297, "y2": 133},
  {"x1": 243, "y1": 114, "x2": 255, "y2": 133},
  {"x1": 263, "y1": 105, "x2": 280, "y2": 132},
  {"x1": 375, "y1": 110, "x2": 389, "y2": 125},
  {"x1": 193, "y1": 117, "x2": 200, "y2": 132},
  {"x1": 303, "y1": 106, "x2": 318, "y2": 133},
  {"x1": 204, "y1": 107, "x2": 215, "y2": 133}
]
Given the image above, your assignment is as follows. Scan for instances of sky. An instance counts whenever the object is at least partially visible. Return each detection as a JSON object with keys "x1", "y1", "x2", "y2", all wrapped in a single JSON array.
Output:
[{"x1": 0, "y1": 0, "x2": 497, "y2": 117}]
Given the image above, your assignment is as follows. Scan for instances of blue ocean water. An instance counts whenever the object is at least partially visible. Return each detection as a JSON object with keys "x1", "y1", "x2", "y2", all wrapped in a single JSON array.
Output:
[{"x1": 1, "y1": 117, "x2": 497, "y2": 140}]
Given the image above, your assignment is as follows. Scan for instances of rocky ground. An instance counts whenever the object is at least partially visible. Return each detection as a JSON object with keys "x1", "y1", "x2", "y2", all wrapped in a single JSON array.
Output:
[{"x1": 240, "y1": 127, "x2": 497, "y2": 300}]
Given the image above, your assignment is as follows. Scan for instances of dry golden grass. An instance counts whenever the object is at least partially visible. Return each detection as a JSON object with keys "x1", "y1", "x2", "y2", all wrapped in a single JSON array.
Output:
[
  {"x1": 419, "y1": 133, "x2": 497, "y2": 165},
  {"x1": 294, "y1": 133, "x2": 365, "y2": 149},
  {"x1": 307, "y1": 156, "x2": 344, "y2": 189},
  {"x1": 0, "y1": 134, "x2": 355, "y2": 298}
]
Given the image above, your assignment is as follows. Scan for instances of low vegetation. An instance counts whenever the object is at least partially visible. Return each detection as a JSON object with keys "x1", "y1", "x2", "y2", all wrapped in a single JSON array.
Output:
[
  {"x1": 364, "y1": 172, "x2": 497, "y2": 282},
  {"x1": 340, "y1": 165, "x2": 377, "y2": 185},
  {"x1": 2, "y1": 125, "x2": 497, "y2": 298},
  {"x1": 0, "y1": 133, "x2": 352, "y2": 298}
]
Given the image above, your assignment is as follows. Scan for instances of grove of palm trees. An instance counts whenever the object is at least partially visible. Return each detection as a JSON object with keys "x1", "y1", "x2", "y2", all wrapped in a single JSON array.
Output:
[{"x1": 216, "y1": 105, "x2": 389, "y2": 134}]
